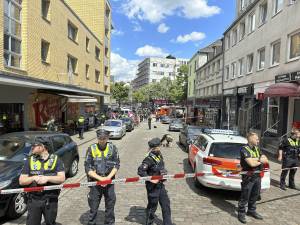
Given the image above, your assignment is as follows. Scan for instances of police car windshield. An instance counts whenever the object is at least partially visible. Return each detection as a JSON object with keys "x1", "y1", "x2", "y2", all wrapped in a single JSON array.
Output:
[
  {"x1": 209, "y1": 143, "x2": 244, "y2": 159},
  {"x1": 0, "y1": 139, "x2": 25, "y2": 160},
  {"x1": 104, "y1": 121, "x2": 121, "y2": 127}
]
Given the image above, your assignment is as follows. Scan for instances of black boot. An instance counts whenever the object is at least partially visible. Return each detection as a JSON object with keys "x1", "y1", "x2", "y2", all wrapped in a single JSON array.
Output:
[{"x1": 238, "y1": 213, "x2": 247, "y2": 224}]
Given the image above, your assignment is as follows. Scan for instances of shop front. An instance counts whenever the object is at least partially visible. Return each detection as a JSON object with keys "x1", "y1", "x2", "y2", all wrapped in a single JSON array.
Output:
[
  {"x1": 195, "y1": 98, "x2": 221, "y2": 128},
  {"x1": 222, "y1": 88, "x2": 237, "y2": 130},
  {"x1": 186, "y1": 98, "x2": 195, "y2": 124}
]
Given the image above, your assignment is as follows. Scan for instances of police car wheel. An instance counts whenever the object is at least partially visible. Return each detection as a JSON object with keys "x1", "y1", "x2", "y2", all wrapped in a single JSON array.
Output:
[
  {"x1": 68, "y1": 158, "x2": 79, "y2": 177},
  {"x1": 7, "y1": 193, "x2": 27, "y2": 219}
]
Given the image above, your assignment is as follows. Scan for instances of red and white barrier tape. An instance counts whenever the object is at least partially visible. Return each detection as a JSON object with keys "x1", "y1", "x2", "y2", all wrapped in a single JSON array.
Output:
[{"x1": 0, "y1": 170, "x2": 269, "y2": 195}]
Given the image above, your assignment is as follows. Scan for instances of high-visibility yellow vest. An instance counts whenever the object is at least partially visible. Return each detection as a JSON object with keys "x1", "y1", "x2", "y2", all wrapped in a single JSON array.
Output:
[
  {"x1": 244, "y1": 146, "x2": 260, "y2": 158},
  {"x1": 91, "y1": 143, "x2": 112, "y2": 158},
  {"x1": 288, "y1": 138, "x2": 299, "y2": 147},
  {"x1": 30, "y1": 154, "x2": 58, "y2": 172}
]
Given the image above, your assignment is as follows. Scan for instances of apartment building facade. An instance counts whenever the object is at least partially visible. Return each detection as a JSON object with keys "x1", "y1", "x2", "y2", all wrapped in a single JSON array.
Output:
[
  {"x1": 0, "y1": 0, "x2": 110, "y2": 132},
  {"x1": 194, "y1": 39, "x2": 223, "y2": 128},
  {"x1": 222, "y1": 0, "x2": 300, "y2": 152},
  {"x1": 132, "y1": 57, "x2": 188, "y2": 90}
]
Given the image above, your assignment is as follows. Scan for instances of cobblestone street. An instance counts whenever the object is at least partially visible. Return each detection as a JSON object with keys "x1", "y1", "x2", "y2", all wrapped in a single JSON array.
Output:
[{"x1": 3, "y1": 121, "x2": 300, "y2": 225}]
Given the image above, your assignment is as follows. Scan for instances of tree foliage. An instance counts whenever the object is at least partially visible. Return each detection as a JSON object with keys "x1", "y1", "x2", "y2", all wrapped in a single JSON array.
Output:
[{"x1": 111, "y1": 82, "x2": 129, "y2": 106}]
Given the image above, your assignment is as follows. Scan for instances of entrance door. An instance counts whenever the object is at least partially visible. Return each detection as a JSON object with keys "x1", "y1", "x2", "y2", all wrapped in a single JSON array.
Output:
[
  {"x1": 293, "y1": 99, "x2": 300, "y2": 128},
  {"x1": 0, "y1": 103, "x2": 24, "y2": 133}
]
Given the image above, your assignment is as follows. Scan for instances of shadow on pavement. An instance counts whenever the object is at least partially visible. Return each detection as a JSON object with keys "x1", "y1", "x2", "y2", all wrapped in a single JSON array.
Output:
[
  {"x1": 125, "y1": 206, "x2": 163, "y2": 225},
  {"x1": 182, "y1": 158, "x2": 239, "y2": 218},
  {"x1": 0, "y1": 215, "x2": 26, "y2": 225},
  {"x1": 79, "y1": 210, "x2": 105, "y2": 225}
]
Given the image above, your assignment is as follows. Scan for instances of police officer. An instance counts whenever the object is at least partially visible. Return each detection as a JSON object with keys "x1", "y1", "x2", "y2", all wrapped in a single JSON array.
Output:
[
  {"x1": 278, "y1": 128, "x2": 300, "y2": 190},
  {"x1": 148, "y1": 115, "x2": 152, "y2": 130},
  {"x1": 138, "y1": 138, "x2": 172, "y2": 225},
  {"x1": 85, "y1": 129, "x2": 120, "y2": 225},
  {"x1": 19, "y1": 137, "x2": 65, "y2": 225},
  {"x1": 77, "y1": 115, "x2": 85, "y2": 139},
  {"x1": 238, "y1": 132, "x2": 268, "y2": 224}
]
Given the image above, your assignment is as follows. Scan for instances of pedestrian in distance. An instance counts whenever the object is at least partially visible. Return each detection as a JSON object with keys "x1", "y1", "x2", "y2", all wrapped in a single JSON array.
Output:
[
  {"x1": 19, "y1": 137, "x2": 65, "y2": 225},
  {"x1": 138, "y1": 138, "x2": 172, "y2": 225},
  {"x1": 85, "y1": 129, "x2": 120, "y2": 225},
  {"x1": 237, "y1": 132, "x2": 268, "y2": 224},
  {"x1": 77, "y1": 115, "x2": 85, "y2": 139},
  {"x1": 148, "y1": 115, "x2": 152, "y2": 130},
  {"x1": 278, "y1": 127, "x2": 300, "y2": 190}
]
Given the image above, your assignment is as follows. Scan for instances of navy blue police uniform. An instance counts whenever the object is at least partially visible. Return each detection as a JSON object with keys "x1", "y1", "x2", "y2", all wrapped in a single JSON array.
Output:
[
  {"x1": 84, "y1": 129, "x2": 120, "y2": 225},
  {"x1": 279, "y1": 136, "x2": 300, "y2": 189},
  {"x1": 21, "y1": 139, "x2": 64, "y2": 225},
  {"x1": 238, "y1": 145, "x2": 263, "y2": 223},
  {"x1": 138, "y1": 138, "x2": 172, "y2": 225}
]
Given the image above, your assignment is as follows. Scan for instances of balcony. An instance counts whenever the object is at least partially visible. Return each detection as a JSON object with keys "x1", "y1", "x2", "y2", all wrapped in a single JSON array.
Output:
[{"x1": 104, "y1": 76, "x2": 110, "y2": 86}]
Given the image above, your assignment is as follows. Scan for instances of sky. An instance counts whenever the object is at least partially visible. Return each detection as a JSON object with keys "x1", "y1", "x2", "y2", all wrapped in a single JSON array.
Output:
[{"x1": 110, "y1": 0, "x2": 236, "y2": 82}]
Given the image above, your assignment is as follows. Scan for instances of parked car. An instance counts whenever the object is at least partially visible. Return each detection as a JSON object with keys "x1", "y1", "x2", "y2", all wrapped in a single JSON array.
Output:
[
  {"x1": 102, "y1": 120, "x2": 126, "y2": 139},
  {"x1": 121, "y1": 117, "x2": 134, "y2": 132},
  {"x1": 188, "y1": 129, "x2": 270, "y2": 191},
  {"x1": 169, "y1": 119, "x2": 184, "y2": 131},
  {"x1": 179, "y1": 125, "x2": 203, "y2": 152},
  {"x1": 0, "y1": 131, "x2": 79, "y2": 219},
  {"x1": 160, "y1": 116, "x2": 171, "y2": 124}
]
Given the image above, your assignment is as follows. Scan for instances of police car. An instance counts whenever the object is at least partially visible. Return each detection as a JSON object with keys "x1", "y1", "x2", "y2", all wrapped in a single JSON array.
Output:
[{"x1": 188, "y1": 129, "x2": 270, "y2": 191}]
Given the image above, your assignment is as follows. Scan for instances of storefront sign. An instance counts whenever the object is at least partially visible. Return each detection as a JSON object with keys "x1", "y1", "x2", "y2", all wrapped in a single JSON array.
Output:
[
  {"x1": 238, "y1": 87, "x2": 248, "y2": 94},
  {"x1": 223, "y1": 88, "x2": 236, "y2": 95},
  {"x1": 275, "y1": 74, "x2": 291, "y2": 83},
  {"x1": 291, "y1": 71, "x2": 300, "y2": 81}
]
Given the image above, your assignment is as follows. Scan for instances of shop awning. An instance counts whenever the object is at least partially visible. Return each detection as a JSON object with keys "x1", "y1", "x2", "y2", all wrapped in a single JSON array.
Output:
[
  {"x1": 58, "y1": 94, "x2": 98, "y2": 103},
  {"x1": 264, "y1": 83, "x2": 300, "y2": 97}
]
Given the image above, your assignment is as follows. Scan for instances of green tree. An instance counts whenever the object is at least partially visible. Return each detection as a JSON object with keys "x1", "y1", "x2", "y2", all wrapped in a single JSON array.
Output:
[
  {"x1": 174, "y1": 64, "x2": 189, "y2": 103},
  {"x1": 111, "y1": 82, "x2": 129, "y2": 107}
]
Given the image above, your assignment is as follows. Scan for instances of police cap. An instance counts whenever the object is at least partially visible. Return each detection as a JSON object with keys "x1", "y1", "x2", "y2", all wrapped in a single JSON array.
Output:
[
  {"x1": 32, "y1": 136, "x2": 51, "y2": 150},
  {"x1": 148, "y1": 138, "x2": 161, "y2": 148},
  {"x1": 96, "y1": 129, "x2": 110, "y2": 138}
]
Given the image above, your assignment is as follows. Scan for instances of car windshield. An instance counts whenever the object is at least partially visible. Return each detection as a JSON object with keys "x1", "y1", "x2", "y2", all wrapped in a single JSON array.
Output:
[
  {"x1": 0, "y1": 139, "x2": 25, "y2": 160},
  {"x1": 188, "y1": 128, "x2": 202, "y2": 135},
  {"x1": 209, "y1": 142, "x2": 244, "y2": 159},
  {"x1": 104, "y1": 121, "x2": 121, "y2": 127}
]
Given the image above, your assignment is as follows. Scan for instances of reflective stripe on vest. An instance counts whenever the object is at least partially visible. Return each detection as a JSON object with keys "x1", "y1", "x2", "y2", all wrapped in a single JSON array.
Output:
[
  {"x1": 30, "y1": 154, "x2": 58, "y2": 171},
  {"x1": 78, "y1": 117, "x2": 85, "y2": 123},
  {"x1": 91, "y1": 143, "x2": 111, "y2": 158},
  {"x1": 244, "y1": 146, "x2": 260, "y2": 158},
  {"x1": 288, "y1": 138, "x2": 299, "y2": 147},
  {"x1": 146, "y1": 152, "x2": 161, "y2": 163}
]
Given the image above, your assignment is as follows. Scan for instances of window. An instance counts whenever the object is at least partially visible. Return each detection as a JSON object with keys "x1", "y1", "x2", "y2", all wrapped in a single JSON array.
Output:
[
  {"x1": 153, "y1": 63, "x2": 157, "y2": 67},
  {"x1": 238, "y1": 58, "x2": 244, "y2": 76},
  {"x1": 226, "y1": 34, "x2": 231, "y2": 50},
  {"x1": 289, "y1": 31, "x2": 300, "y2": 60},
  {"x1": 195, "y1": 136, "x2": 208, "y2": 151},
  {"x1": 95, "y1": 70, "x2": 100, "y2": 83},
  {"x1": 41, "y1": 40, "x2": 50, "y2": 63},
  {"x1": 86, "y1": 64, "x2": 89, "y2": 79},
  {"x1": 271, "y1": 40, "x2": 281, "y2": 66},
  {"x1": 290, "y1": 0, "x2": 297, "y2": 4},
  {"x1": 152, "y1": 79, "x2": 156, "y2": 82},
  {"x1": 68, "y1": 21, "x2": 78, "y2": 42},
  {"x1": 95, "y1": 46, "x2": 100, "y2": 60},
  {"x1": 247, "y1": 53, "x2": 254, "y2": 73},
  {"x1": 259, "y1": 2, "x2": 268, "y2": 24},
  {"x1": 274, "y1": 0, "x2": 283, "y2": 15},
  {"x1": 52, "y1": 136, "x2": 66, "y2": 151},
  {"x1": 209, "y1": 143, "x2": 245, "y2": 159},
  {"x1": 4, "y1": 0, "x2": 22, "y2": 68},
  {"x1": 86, "y1": 37, "x2": 90, "y2": 52},
  {"x1": 248, "y1": 13, "x2": 256, "y2": 33},
  {"x1": 41, "y1": 0, "x2": 50, "y2": 20},
  {"x1": 67, "y1": 55, "x2": 78, "y2": 74},
  {"x1": 267, "y1": 97, "x2": 280, "y2": 134},
  {"x1": 240, "y1": 21, "x2": 245, "y2": 40},
  {"x1": 225, "y1": 66, "x2": 230, "y2": 80},
  {"x1": 231, "y1": 62, "x2": 237, "y2": 79},
  {"x1": 232, "y1": 29, "x2": 238, "y2": 46},
  {"x1": 240, "y1": 0, "x2": 245, "y2": 10},
  {"x1": 258, "y1": 48, "x2": 265, "y2": 70}
]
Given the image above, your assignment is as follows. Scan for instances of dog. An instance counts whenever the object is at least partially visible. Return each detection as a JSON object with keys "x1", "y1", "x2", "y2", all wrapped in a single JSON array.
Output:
[{"x1": 160, "y1": 134, "x2": 174, "y2": 147}]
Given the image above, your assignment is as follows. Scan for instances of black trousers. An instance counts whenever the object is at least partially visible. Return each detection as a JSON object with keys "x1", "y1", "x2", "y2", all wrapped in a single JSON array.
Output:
[
  {"x1": 280, "y1": 158, "x2": 299, "y2": 187},
  {"x1": 145, "y1": 182, "x2": 172, "y2": 225},
  {"x1": 238, "y1": 175, "x2": 261, "y2": 215},
  {"x1": 78, "y1": 126, "x2": 84, "y2": 138},
  {"x1": 26, "y1": 196, "x2": 58, "y2": 225},
  {"x1": 88, "y1": 185, "x2": 116, "y2": 225},
  {"x1": 148, "y1": 122, "x2": 151, "y2": 130}
]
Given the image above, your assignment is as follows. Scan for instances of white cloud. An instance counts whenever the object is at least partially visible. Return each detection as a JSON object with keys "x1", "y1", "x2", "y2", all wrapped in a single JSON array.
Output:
[
  {"x1": 175, "y1": 31, "x2": 206, "y2": 43},
  {"x1": 157, "y1": 23, "x2": 170, "y2": 33},
  {"x1": 135, "y1": 45, "x2": 168, "y2": 57},
  {"x1": 132, "y1": 20, "x2": 143, "y2": 32},
  {"x1": 111, "y1": 52, "x2": 139, "y2": 82},
  {"x1": 121, "y1": 0, "x2": 221, "y2": 23},
  {"x1": 111, "y1": 29, "x2": 124, "y2": 36}
]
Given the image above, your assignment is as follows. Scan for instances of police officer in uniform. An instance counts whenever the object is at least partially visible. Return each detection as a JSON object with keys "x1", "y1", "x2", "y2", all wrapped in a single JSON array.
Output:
[
  {"x1": 19, "y1": 137, "x2": 65, "y2": 225},
  {"x1": 148, "y1": 115, "x2": 152, "y2": 130},
  {"x1": 278, "y1": 128, "x2": 300, "y2": 190},
  {"x1": 238, "y1": 132, "x2": 268, "y2": 224},
  {"x1": 77, "y1": 115, "x2": 85, "y2": 139},
  {"x1": 85, "y1": 129, "x2": 120, "y2": 225},
  {"x1": 138, "y1": 138, "x2": 172, "y2": 225}
]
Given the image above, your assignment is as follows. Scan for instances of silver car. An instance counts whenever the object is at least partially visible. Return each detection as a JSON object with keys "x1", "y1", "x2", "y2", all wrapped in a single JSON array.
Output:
[
  {"x1": 102, "y1": 119, "x2": 126, "y2": 139},
  {"x1": 169, "y1": 119, "x2": 184, "y2": 131}
]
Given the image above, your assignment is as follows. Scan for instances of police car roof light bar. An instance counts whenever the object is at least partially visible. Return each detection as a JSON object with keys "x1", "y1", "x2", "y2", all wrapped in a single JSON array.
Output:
[{"x1": 203, "y1": 129, "x2": 239, "y2": 136}]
